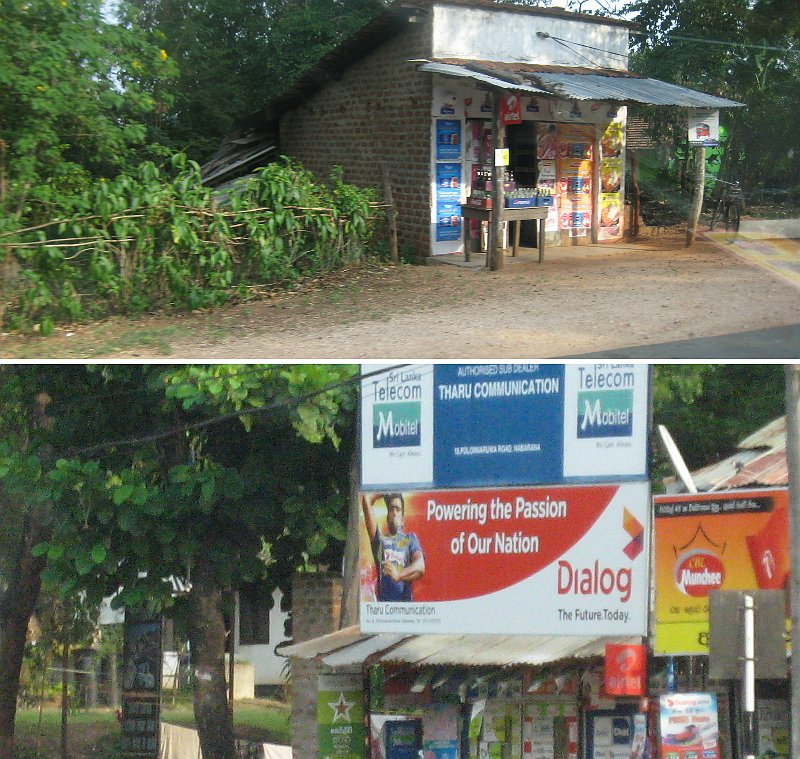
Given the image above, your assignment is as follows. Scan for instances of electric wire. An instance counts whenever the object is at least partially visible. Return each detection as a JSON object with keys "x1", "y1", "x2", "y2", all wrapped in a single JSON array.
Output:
[{"x1": 57, "y1": 363, "x2": 417, "y2": 460}]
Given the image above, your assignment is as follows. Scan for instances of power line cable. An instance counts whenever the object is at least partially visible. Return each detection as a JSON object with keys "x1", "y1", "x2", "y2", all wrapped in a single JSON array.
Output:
[
  {"x1": 58, "y1": 364, "x2": 414, "y2": 460},
  {"x1": 630, "y1": 30, "x2": 797, "y2": 54}
]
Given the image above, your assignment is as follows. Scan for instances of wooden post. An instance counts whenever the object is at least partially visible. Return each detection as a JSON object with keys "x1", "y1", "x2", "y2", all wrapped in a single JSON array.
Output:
[
  {"x1": 380, "y1": 163, "x2": 399, "y2": 264},
  {"x1": 630, "y1": 151, "x2": 641, "y2": 240},
  {"x1": 489, "y1": 91, "x2": 505, "y2": 271},
  {"x1": 685, "y1": 145, "x2": 706, "y2": 247},
  {"x1": 60, "y1": 635, "x2": 69, "y2": 759}
]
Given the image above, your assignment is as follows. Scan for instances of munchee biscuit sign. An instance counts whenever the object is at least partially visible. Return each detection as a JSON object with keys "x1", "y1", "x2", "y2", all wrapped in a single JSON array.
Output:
[{"x1": 360, "y1": 363, "x2": 649, "y2": 489}]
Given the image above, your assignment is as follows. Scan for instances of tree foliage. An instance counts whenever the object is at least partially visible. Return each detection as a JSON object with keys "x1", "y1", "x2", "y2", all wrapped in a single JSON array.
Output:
[
  {"x1": 1, "y1": 157, "x2": 377, "y2": 331},
  {"x1": 627, "y1": 0, "x2": 800, "y2": 193},
  {"x1": 0, "y1": 0, "x2": 176, "y2": 224},
  {"x1": 651, "y1": 364, "x2": 785, "y2": 486},
  {"x1": 128, "y1": 0, "x2": 383, "y2": 161},
  {"x1": 0, "y1": 364, "x2": 358, "y2": 759}
]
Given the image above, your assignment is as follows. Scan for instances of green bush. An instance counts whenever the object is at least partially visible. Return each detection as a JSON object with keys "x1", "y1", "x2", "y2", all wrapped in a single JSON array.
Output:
[{"x1": 0, "y1": 155, "x2": 378, "y2": 330}]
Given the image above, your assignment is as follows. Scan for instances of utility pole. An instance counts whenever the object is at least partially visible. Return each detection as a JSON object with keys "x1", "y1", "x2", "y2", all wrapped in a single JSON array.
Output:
[{"x1": 784, "y1": 365, "x2": 800, "y2": 759}]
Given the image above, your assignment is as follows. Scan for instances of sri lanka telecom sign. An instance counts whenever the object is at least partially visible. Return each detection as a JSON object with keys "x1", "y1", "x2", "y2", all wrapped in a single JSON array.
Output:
[
  {"x1": 653, "y1": 488, "x2": 790, "y2": 655},
  {"x1": 358, "y1": 481, "x2": 650, "y2": 635},
  {"x1": 361, "y1": 363, "x2": 649, "y2": 489}
]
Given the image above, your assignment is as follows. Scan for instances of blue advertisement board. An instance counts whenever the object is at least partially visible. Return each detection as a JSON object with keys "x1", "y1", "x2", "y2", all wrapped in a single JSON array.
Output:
[
  {"x1": 360, "y1": 363, "x2": 649, "y2": 490},
  {"x1": 432, "y1": 363, "x2": 564, "y2": 486},
  {"x1": 436, "y1": 119, "x2": 462, "y2": 160}
]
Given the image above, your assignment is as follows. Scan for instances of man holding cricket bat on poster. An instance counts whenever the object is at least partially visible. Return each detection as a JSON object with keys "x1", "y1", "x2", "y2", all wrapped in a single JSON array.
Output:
[{"x1": 361, "y1": 493, "x2": 425, "y2": 602}]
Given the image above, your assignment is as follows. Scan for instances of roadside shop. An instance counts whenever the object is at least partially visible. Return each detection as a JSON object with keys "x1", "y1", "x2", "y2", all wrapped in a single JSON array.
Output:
[{"x1": 206, "y1": 0, "x2": 741, "y2": 262}]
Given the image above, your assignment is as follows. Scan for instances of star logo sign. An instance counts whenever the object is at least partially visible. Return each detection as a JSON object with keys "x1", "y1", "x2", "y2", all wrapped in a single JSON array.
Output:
[{"x1": 328, "y1": 692, "x2": 354, "y2": 723}]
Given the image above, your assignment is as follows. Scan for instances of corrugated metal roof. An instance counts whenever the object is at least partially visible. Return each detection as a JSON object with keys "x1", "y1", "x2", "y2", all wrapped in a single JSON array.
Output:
[
  {"x1": 533, "y1": 73, "x2": 743, "y2": 107},
  {"x1": 281, "y1": 626, "x2": 641, "y2": 668},
  {"x1": 434, "y1": 59, "x2": 637, "y2": 77},
  {"x1": 684, "y1": 416, "x2": 788, "y2": 491},
  {"x1": 421, "y1": 61, "x2": 743, "y2": 108},
  {"x1": 418, "y1": 62, "x2": 547, "y2": 94},
  {"x1": 738, "y1": 416, "x2": 786, "y2": 450}
]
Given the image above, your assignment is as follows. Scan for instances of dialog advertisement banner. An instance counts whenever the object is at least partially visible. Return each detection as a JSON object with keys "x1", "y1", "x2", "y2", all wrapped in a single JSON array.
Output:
[
  {"x1": 653, "y1": 488, "x2": 789, "y2": 655},
  {"x1": 658, "y1": 693, "x2": 720, "y2": 759},
  {"x1": 361, "y1": 364, "x2": 649, "y2": 490},
  {"x1": 359, "y1": 481, "x2": 649, "y2": 635}
]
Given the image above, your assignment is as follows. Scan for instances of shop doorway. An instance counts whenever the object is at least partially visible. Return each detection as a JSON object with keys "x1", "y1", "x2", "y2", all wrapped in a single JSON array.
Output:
[{"x1": 507, "y1": 122, "x2": 540, "y2": 248}]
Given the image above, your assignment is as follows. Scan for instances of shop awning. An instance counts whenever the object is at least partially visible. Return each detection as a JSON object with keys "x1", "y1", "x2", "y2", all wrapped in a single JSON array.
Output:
[
  {"x1": 280, "y1": 626, "x2": 641, "y2": 668},
  {"x1": 418, "y1": 60, "x2": 744, "y2": 108}
]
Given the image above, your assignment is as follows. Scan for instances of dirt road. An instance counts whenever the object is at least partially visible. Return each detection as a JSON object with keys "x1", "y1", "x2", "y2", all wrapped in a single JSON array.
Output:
[{"x1": 3, "y1": 230, "x2": 799, "y2": 360}]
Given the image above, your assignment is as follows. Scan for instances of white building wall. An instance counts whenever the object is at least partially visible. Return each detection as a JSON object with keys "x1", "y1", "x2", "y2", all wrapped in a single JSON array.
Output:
[
  {"x1": 236, "y1": 587, "x2": 291, "y2": 687},
  {"x1": 432, "y1": 5, "x2": 629, "y2": 70}
]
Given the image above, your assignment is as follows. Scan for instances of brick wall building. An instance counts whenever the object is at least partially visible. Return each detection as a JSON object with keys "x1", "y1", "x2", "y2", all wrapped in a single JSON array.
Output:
[
  {"x1": 281, "y1": 21, "x2": 434, "y2": 256},
  {"x1": 289, "y1": 573, "x2": 343, "y2": 759}
]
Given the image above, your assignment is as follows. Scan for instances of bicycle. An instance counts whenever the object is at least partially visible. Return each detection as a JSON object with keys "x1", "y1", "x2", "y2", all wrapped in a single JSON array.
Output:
[{"x1": 708, "y1": 178, "x2": 744, "y2": 243}]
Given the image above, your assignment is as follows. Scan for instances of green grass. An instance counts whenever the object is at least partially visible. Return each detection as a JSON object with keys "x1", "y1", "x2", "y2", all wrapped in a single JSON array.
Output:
[{"x1": 14, "y1": 700, "x2": 290, "y2": 759}]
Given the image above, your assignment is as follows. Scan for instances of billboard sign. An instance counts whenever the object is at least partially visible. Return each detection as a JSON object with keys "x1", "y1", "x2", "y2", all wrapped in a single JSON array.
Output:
[
  {"x1": 653, "y1": 488, "x2": 789, "y2": 655},
  {"x1": 361, "y1": 363, "x2": 649, "y2": 489},
  {"x1": 359, "y1": 481, "x2": 650, "y2": 635}
]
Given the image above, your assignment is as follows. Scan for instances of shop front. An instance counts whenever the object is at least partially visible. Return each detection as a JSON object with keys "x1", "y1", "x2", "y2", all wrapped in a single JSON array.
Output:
[
  {"x1": 283, "y1": 628, "x2": 653, "y2": 759},
  {"x1": 422, "y1": 62, "x2": 741, "y2": 262}
]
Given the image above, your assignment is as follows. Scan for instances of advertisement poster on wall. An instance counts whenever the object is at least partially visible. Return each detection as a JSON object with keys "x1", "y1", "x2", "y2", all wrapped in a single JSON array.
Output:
[
  {"x1": 361, "y1": 363, "x2": 650, "y2": 490},
  {"x1": 599, "y1": 121, "x2": 623, "y2": 241},
  {"x1": 658, "y1": 693, "x2": 721, "y2": 759},
  {"x1": 435, "y1": 162, "x2": 462, "y2": 242},
  {"x1": 436, "y1": 119, "x2": 462, "y2": 160},
  {"x1": 557, "y1": 124, "x2": 594, "y2": 232},
  {"x1": 359, "y1": 480, "x2": 649, "y2": 634},
  {"x1": 653, "y1": 488, "x2": 789, "y2": 655},
  {"x1": 318, "y1": 675, "x2": 365, "y2": 759}
]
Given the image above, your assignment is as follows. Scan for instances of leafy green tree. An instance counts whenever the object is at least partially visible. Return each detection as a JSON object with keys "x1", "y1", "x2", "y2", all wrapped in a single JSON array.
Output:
[
  {"x1": 627, "y1": 0, "x2": 800, "y2": 192},
  {"x1": 0, "y1": 364, "x2": 357, "y2": 759},
  {"x1": 127, "y1": 0, "x2": 383, "y2": 161},
  {"x1": 651, "y1": 364, "x2": 785, "y2": 486},
  {"x1": 0, "y1": 0, "x2": 175, "y2": 225}
]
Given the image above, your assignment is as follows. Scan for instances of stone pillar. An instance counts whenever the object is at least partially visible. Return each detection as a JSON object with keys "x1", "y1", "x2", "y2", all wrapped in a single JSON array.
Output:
[{"x1": 289, "y1": 573, "x2": 343, "y2": 759}]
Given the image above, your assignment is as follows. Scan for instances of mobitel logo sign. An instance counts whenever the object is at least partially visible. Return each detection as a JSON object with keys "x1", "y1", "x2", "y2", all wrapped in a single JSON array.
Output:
[
  {"x1": 576, "y1": 366, "x2": 635, "y2": 438},
  {"x1": 675, "y1": 550, "x2": 725, "y2": 597},
  {"x1": 372, "y1": 402, "x2": 421, "y2": 448}
]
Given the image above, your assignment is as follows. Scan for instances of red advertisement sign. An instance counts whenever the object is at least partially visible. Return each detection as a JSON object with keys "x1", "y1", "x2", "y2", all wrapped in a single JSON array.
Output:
[
  {"x1": 500, "y1": 92, "x2": 523, "y2": 125},
  {"x1": 604, "y1": 643, "x2": 647, "y2": 695},
  {"x1": 359, "y1": 483, "x2": 650, "y2": 635}
]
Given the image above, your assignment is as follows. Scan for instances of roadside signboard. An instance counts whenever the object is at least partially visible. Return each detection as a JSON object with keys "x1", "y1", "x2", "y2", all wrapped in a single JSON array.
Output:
[
  {"x1": 121, "y1": 613, "x2": 162, "y2": 759},
  {"x1": 360, "y1": 363, "x2": 649, "y2": 489},
  {"x1": 653, "y1": 488, "x2": 789, "y2": 655},
  {"x1": 359, "y1": 481, "x2": 650, "y2": 635},
  {"x1": 688, "y1": 110, "x2": 720, "y2": 147}
]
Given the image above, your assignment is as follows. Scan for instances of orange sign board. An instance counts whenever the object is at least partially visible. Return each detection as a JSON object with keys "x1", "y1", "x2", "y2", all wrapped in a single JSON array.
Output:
[{"x1": 653, "y1": 488, "x2": 789, "y2": 655}]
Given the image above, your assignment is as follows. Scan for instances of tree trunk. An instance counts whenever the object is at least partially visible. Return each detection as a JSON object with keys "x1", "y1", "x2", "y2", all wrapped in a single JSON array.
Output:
[
  {"x1": 0, "y1": 517, "x2": 48, "y2": 759},
  {"x1": 186, "y1": 553, "x2": 236, "y2": 759},
  {"x1": 339, "y1": 413, "x2": 361, "y2": 629},
  {"x1": 685, "y1": 146, "x2": 706, "y2": 247}
]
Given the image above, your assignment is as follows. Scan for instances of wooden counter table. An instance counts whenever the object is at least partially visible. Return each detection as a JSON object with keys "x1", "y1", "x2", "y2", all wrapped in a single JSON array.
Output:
[{"x1": 460, "y1": 204, "x2": 549, "y2": 264}]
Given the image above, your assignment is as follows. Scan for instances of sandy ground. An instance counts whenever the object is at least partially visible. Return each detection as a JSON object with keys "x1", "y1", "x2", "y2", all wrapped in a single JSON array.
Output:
[{"x1": 3, "y1": 229, "x2": 799, "y2": 360}]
